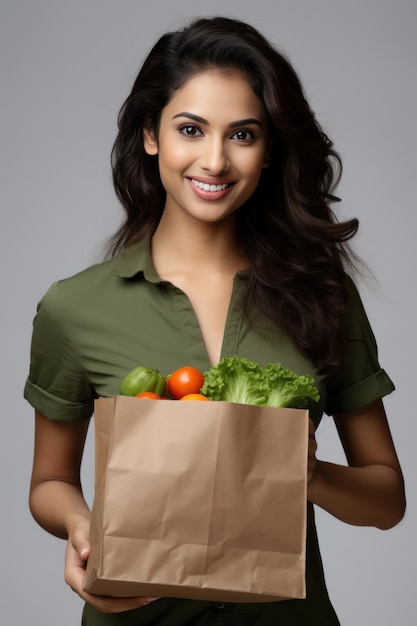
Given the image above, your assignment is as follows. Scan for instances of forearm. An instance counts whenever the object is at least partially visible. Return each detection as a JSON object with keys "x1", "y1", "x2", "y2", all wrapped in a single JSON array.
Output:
[
  {"x1": 308, "y1": 460, "x2": 406, "y2": 530},
  {"x1": 29, "y1": 480, "x2": 91, "y2": 540}
]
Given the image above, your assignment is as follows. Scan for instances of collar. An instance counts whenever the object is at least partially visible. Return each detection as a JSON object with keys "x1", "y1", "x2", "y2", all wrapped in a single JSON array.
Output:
[
  {"x1": 113, "y1": 238, "x2": 162, "y2": 283},
  {"x1": 113, "y1": 237, "x2": 250, "y2": 284}
]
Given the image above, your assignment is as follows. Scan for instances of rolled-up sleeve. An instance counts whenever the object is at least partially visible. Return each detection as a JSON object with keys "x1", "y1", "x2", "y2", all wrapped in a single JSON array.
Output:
[
  {"x1": 24, "y1": 282, "x2": 95, "y2": 422},
  {"x1": 325, "y1": 277, "x2": 395, "y2": 415}
]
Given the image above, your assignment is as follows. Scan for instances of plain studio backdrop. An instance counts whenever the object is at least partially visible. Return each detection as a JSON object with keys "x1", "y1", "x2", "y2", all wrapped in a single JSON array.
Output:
[{"x1": 1, "y1": 1, "x2": 415, "y2": 624}]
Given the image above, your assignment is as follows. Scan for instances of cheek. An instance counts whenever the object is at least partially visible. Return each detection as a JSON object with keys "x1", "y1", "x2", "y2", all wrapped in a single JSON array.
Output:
[
  {"x1": 234, "y1": 144, "x2": 268, "y2": 173},
  {"x1": 239, "y1": 153, "x2": 268, "y2": 186},
  {"x1": 158, "y1": 140, "x2": 193, "y2": 170},
  {"x1": 157, "y1": 144, "x2": 193, "y2": 193}
]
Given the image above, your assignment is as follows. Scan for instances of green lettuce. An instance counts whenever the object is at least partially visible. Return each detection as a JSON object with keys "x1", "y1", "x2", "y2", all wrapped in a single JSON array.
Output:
[
  {"x1": 201, "y1": 356, "x2": 270, "y2": 405},
  {"x1": 263, "y1": 362, "x2": 320, "y2": 408},
  {"x1": 202, "y1": 357, "x2": 319, "y2": 409}
]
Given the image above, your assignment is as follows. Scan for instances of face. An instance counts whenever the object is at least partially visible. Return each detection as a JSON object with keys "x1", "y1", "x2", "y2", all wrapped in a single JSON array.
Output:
[{"x1": 144, "y1": 70, "x2": 270, "y2": 226}]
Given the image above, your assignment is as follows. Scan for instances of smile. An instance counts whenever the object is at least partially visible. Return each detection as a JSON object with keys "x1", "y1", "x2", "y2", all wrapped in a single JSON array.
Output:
[{"x1": 190, "y1": 179, "x2": 231, "y2": 192}]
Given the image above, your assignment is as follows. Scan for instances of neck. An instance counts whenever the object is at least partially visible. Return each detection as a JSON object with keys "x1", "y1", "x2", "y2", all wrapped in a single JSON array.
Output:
[{"x1": 151, "y1": 213, "x2": 248, "y2": 279}]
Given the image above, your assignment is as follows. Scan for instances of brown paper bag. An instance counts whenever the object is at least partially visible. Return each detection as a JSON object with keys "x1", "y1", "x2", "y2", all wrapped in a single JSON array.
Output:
[{"x1": 83, "y1": 396, "x2": 308, "y2": 603}]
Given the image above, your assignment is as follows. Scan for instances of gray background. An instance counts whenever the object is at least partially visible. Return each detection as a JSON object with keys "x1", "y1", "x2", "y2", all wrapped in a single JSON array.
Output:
[{"x1": 2, "y1": 0, "x2": 415, "y2": 624}]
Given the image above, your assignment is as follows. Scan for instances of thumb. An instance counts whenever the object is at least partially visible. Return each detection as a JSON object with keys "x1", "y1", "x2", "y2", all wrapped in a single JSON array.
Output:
[
  {"x1": 80, "y1": 546, "x2": 90, "y2": 562},
  {"x1": 70, "y1": 519, "x2": 91, "y2": 562}
]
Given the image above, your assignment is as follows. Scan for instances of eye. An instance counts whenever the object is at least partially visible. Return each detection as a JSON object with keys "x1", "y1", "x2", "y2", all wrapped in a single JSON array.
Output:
[
  {"x1": 231, "y1": 129, "x2": 255, "y2": 142},
  {"x1": 179, "y1": 124, "x2": 203, "y2": 137}
]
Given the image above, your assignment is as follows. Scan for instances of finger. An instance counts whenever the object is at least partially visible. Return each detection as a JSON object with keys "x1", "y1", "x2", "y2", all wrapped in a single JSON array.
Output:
[
  {"x1": 308, "y1": 420, "x2": 317, "y2": 452},
  {"x1": 71, "y1": 519, "x2": 91, "y2": 560},
  {"x1": 65, "y1": 538, "x2": 162, "y2": 613},
  {"x1": 80, "y1": 591, "x2": 161, "y2": 613},
  {"x1": 307, "y1": 421, "x2": 318, "y2": 483},
  {"x1": 309, "y1": 435, "x2": 317, "y2": 456},
  {"x1": 80, "y1": 546, "x2": 90, "y2": 561}
]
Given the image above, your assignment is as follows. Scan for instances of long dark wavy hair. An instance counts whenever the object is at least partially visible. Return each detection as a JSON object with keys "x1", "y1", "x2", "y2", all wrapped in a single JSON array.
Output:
[{"x1": 108, "y1": 16, "x2": 359, "y2": 372}]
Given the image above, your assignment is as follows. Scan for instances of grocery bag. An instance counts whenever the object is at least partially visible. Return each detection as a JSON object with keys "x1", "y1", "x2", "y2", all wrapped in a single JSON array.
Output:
[{"x1": 83, "y1": 395, "x2": 309, "y2": 602}]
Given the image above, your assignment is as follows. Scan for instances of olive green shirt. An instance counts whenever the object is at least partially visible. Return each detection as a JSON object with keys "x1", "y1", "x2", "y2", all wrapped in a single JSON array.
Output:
[{"x1": 24, "y1": 238, "x2": 394, "y2": 625}]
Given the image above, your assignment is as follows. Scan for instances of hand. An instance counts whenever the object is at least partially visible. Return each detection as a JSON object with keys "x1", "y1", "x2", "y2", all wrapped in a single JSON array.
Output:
[
  {"x1": 307, "y1": 418, "x2": 318, "y2": 484},
  {"x1": 65, "y1": 519, "x2": 160, "y2": 613},
  {"x1": 307, "y1": 419, "x2": 325, "y2": 503}
]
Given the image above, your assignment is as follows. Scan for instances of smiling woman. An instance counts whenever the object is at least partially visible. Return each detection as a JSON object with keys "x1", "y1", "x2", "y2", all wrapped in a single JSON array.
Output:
[
  {"x1": 143, "y1": 70, "x2": 270, "y2": 224},
  {"x1": 24, "y1": 14, "x2": 405, "y2": 626}
]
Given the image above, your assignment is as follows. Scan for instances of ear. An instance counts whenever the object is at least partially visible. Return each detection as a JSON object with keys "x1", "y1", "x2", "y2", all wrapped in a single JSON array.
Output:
[{"x1": 143, "y1": 128, "x2": 158, "y2": 155}]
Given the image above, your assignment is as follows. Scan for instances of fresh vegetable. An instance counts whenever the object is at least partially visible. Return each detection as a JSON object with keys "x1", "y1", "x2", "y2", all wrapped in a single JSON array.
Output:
[
  {"x1": 201, "y1": 357, "x2": 270, "y2": 405},
  {"x1": 179, "y1": 393, "x2": 210, "y2": 401},
  {"x1": 201, "y1": 356, "x2": 319, "y2": 409},
  {"x1": 168, "y1": 366, "x2": 205, "y2": 399},
  {"x1": 119, "y1": 366, "x2": 168, "y2": 397},
  {"x1": 135, "y1": 391, "x2": 164, "y2": 400},
  {"x1": 263, "y1": 362, "x2": 320, "y2": 408}
]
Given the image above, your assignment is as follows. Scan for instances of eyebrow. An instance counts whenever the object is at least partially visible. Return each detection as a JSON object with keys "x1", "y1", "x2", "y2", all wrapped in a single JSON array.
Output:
[{"x1": 172, "y1": 112, "x2": 263, "y2": 128}]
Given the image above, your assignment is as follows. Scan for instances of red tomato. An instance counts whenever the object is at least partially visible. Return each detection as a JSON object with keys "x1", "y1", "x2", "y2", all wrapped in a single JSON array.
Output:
[
  {"x1": 135, "y1": 391, "x2": 163, "y2": 400},
  {"x1": 168, "y1": 366, "x2": 205, "y2": 399},
  {"x1": 179, "y1": 393, "x2": 209, "y2": 401}
]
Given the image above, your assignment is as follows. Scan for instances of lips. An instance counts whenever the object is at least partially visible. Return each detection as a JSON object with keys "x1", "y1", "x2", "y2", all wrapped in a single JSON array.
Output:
[
  {"x1": 190, "y1": 178, "x2": 232, "y2": 192},
  {"x1": 187, "y1": 177, "x2": 235, "y2": 200}
]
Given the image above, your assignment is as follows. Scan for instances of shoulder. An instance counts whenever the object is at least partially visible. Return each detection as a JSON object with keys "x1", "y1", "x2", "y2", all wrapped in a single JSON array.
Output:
[
  {"x1": 43, "y1": 239, "x2": 149, "y2": 305},
  {"x1": 325, "y1": 272, "x2": 395, "y2": 413},
  {"x1": 342, "y1": 274, "x2": 376, "y2": 342},
  {"x1": 38, "y1": 238, "x2": 147, "y2": 309},
  {"x1": 33, "y1": 255, "x2": 123, "y2": 330},
  {"x1": 54, "y1": 256, "x2": 120, "y2": 298},
  {"x1": 343, "y1": 272, "x2": 362, "y2": 304},
  {"x1": 33, "y1": 240, "x2": 151, "y2": 331}
]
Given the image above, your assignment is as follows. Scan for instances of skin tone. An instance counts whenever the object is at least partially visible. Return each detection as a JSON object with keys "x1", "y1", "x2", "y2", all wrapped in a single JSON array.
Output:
[
  {"x1": 144, "y1": 70, "x2": 270, "y2": 366},
  {"x1": 29, "y1": 69, "x2": 405, "y2": 613}
]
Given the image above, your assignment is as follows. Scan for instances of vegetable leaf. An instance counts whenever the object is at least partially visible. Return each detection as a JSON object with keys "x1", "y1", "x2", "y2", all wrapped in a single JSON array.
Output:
[
  {"x1": 201, "y1": 356, "x2": 270, "y2": 405},
  {"x1": 202, "y1": 357, "x2": 320, "y2": 409},
  {"x1": 263, "y1": 362, "x2": 319, "y2": 408}
]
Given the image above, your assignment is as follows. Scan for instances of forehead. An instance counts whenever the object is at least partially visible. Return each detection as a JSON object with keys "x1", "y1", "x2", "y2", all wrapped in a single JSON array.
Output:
[{"x1": 162, "y1": 70, "x2": 266, "y2": 121}]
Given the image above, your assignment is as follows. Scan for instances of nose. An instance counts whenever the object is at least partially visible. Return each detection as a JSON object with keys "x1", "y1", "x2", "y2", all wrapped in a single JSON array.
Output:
[{"x1": 200, "y1": 136, "x2": 230, "y2": 174}]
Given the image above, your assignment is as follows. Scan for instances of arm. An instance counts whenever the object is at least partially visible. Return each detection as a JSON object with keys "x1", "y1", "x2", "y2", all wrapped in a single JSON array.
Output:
[
  {"x1": 30, "y1": 411, "x2": 159, "y2": 611},
  {"x1": 29, "y1": 410, "x2": 91, "y2": 539},
  {"x1": 307, "y1": 399, "x2": 406, "y2": 530}
]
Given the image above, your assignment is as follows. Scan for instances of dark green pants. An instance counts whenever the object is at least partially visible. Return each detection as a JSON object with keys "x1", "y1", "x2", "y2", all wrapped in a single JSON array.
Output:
[{"x1": 82, "y1": 596, "x2": 340, "y2": 625}]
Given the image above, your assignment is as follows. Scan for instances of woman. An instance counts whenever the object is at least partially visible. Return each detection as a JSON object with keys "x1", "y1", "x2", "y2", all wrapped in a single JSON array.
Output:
[{"x1": 25, "y1": 16, "x2": 405, "y2": 625}]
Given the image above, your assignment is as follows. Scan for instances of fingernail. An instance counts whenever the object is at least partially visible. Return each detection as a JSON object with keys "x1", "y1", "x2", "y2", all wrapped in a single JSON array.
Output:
[
  {"x1": 144, "y1": 597, "x2": 160, "y2": 604},
  {"x1": 80, "y1": 548, "x2": 89, "y2": 559}
]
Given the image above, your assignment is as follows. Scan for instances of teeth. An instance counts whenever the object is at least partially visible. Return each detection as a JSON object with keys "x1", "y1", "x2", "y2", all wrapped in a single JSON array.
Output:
[{"x1": 191, "y1": 179, "x2": 229, "y2": 192}]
